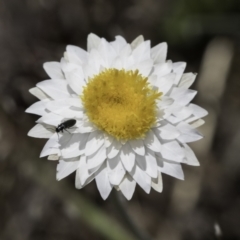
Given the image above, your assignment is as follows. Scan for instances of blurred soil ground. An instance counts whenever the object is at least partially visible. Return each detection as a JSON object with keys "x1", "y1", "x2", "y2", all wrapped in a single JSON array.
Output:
[{"x1": 0, "y1": 0, "x2": 240, "y2": 240}]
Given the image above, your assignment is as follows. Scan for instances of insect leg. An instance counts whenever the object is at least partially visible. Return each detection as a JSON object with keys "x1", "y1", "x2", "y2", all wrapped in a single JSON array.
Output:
[{"x1": 65, "y1": 129, "x2": 71, "y2": 134}]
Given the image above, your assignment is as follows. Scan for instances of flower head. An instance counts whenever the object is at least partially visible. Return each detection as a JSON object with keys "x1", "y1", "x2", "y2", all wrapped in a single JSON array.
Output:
[{"x1": 26, "y1": 34, "x2": 207, "y2": 200}]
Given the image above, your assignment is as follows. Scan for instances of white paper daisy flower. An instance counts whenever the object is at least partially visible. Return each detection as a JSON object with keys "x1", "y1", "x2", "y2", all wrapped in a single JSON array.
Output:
[{"x1": 26, "y1": 33, "x2": 208, "y2": 200}]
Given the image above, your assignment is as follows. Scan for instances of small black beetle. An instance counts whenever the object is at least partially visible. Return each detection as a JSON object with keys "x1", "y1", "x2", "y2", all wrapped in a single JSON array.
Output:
[{"x1": 56, "y1": 119, "x2": 76, "y2": 133}]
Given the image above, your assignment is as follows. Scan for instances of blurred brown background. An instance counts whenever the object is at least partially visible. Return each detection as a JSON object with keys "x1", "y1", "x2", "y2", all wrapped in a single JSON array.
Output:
[{"x1": 0, "y1": 0, "x2": 240, "y2": 240}]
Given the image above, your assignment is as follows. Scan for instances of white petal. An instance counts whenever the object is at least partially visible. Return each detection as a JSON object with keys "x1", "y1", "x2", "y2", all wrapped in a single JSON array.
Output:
[
  {"x1": 158, "y1": 160, "x2": 184, "y2": 180},
  {"x1": 144, "y1": 129, "x2": 162, "y2": 152},
  {"x1": 172, "y1": 106, "x2": 193, "y2": 122},
  {"x1": 77, "y1": 120, "x2": 96, "y2": 133},
  {"x1": 28, "y1": 123, "x2": 54, "y2": 138},
  {"x1": 75, "y1": 166, "x2": 95, "y2": 189},
  {"x1": 111, "y1": 57, "x2": 123, "y2": 69},
  {"x1": 131, "y1": 35, "x2": 144, "y2": 50},
  {"x1": 61, "y1": 58, "x2": 80, "y2": 73},
  {"x1": 29, "y1": 87, "x2": 49, "y2": 100},
  {"x1": 95, "y1": 162, "x2": 113, "y2": 200},
  {"x1": 148, "y1": 75, "x2": 157, "y2": 86},
  {"x1": 151, "y1": 171, "x2": 163, "y2": 192},
  {"x1": 152, "y1": 121, "x2": 161, "y2": 128},
  {"x1": 110, "y1": 36, "x2": 127, "y2": 54},
  {"x1": 119, "y1": 44, "x2": 132, "y2": 58},
  {"x1": 84, "y1": 49, "x2": 103, "y2": 79},
  {"x1": 158, "y1": 124, "x2": 180, "y2": 140},
  {"x1": 161, "y1": 141, "x2": 185, "y2": 162},
  {"x1": 154, "y1": 73, "x2": 175, "y2": 94},
  {"x1": 25, "y1": 99, "x2": 50, "y2": 116},
  {"x1": 48, "y1": 154, "x2": 59, "y2": 161},
  {"x1": 130, "y1": 59, "x2": 153, "y2": 77},
  {"x1": 65, "y1": 68, "x2": 85, "y2": 95},
  {"x1": 178, "y1": 73, "x2": 196, "y2": 89},
  {"x1": 85, "y1": 130, "x2": 104, "y2": 156},
  {"x1": 40, "y1": 133, "x2": 60, "y2": 158},
  {"x1": 119, "y1": 174, "x2": 136, "y2": 200},
  {"x1": 45, "y1": 99, "x2": 72, "y2": 112},
  {"x1": 57, "y1": 158, "x2": 79, "y2": 180},
  {"x1": 66, "y1": 98, "x2": 83, "y2": 108},
  {"x1": 37, "y1": 80, "x2": 71, "y2": 100},
  {"x1": 65, "y1": 52, "x2": 82, "y2": 65},
  {"x1": 87, "y1": 144, "x2": 106, "y2": 170},
  {"x1": 107, "y1": 155, "x2": 125, "y2": 185},
  {"x1": 75, "y1": 168, "x2": 83, "y2": 189},
  {"x1": 182, "y1": 143, "x2": 200, "y2": 166},
  {"x1": 151, "y1": 42, "x2": 167, "y2": 64},
  {"x1": 163, "y1": 104, "x2": 182, "y2": 117},
  {"x1": 87, "y1": 33, "x2": 101, "y2": 52},
  {"x1": 189, "y1": 104, "x2": 208, "y2": 118},
  {"x1": 123, "y1": 55, "x2": 134, "y2": 69},
  {"x1": 170, "y1": 87, "x2": 197, "y2": 106},
  {"x1": 77, "y1": 155, "x2": 89, "y2": 185},
  {"x1": 107, "y1": 139, "x2": 122, "y2": 159},
  {"x1": 129, "y1": 139, "x2": 145, "y2": 156},
  {"x1": 185, "y1": 104, "x2": 208, "y2": 123},
  {"x1": 166, "y1": 115, "x2": 183, "y2": 125},
  {"x1": 101, "y1": 40, "x2": 117, "y2": 67},
  {"x1": 104, "y1": 134, "x2": 114, "y2": 148},
  {"x1": 130, "y1": 165, "x2": 151, "y2": 193},
  {"x1": 157, "y1": 96, "x2": 174, "y2": 109},
  {"x1": 132, "y1": 41, "x2": 151, "y2": 63},
  {"x1": 120, "y1": 143, "x2": 135, "y2": 172},
  {"x1": 53, "y1": 108, "x2": 83, "y2": 120},
  {"x1": 46, "y1": 98, "x2": 83, "y2": 114},
  {"x1": 84, "y1": 174, "x2": 96, "y2": 188},
  {"x1": 145, "y1": 148, "x2": 158, "y2": 178},
  {"x1": 173, "y1": 62, "x2": 186, "y2": 85},
  {"x1": 77, "y1": 155, "x2": 100, "y2": 186},
  {"x1": 190, "y1": 119, "x2": 205, "y2": 128},
  {"x1": 66, "y1": 45, "x2": 88, "y2": 63},
  {"x1": 46, "y1": 98, "x2": 82, "y2": 112},
  {"x1": 37, "y1": 112, "x2": 63, "y2": 126},
  {"x1": 176, "y1": 122, "x2": 203, "y2": 143},
  {"x1": 79, "y1": 133, "x2": 90, "y2": 154},
  {"x1": 153, "y1": 60, "x2": 172, "y2": 78},
  {"x1": 43, "y1": 62, "x2": 65, "y2": 79},
  {"x1": 135, "y1": 154, "x2": 146, "y2": 170},
  {"x1": 61, "y1": 133, "x2": 85, "y2": 158}
]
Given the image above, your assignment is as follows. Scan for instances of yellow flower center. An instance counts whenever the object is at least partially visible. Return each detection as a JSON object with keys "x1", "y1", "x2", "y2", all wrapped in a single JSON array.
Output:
[{"x1": 81, "y1": 68, "x2": 162, "y2": 140}]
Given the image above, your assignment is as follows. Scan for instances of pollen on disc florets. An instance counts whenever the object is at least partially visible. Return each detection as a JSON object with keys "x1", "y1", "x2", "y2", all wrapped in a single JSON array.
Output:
[{"x1": 81, "y1": 68, "x2": 162, "y2": 140}]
